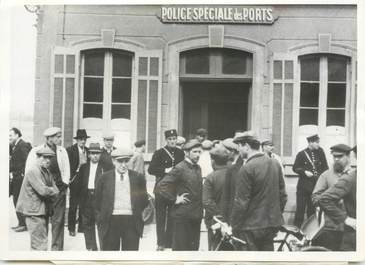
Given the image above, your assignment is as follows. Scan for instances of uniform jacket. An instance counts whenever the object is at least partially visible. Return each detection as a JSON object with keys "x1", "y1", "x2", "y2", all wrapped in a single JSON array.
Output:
[
  {"x1": 230, "y1": 153, "x2": 287, "y2": 231},
  {"x1": 128, "y1": 151, "x2": 145, "y2": 175},
  {"x1": 99, "y1": 147, "x2": 116, "y2": 171},
  {"x1": 293, "y1": 147, "x2": 328, "y2": 193},
  {"x1": 78, "y1": 161, "x2": 107, "y2": 211},
  {"x1": 16, "y1": 164, "x2": 59, "y2": 216},
  {"x1": 95, "y1": 169, "x2": 148, "y2": 242},
  {"x1": 318, "y1": 169, "x2": 356, "y2": 224},
  {"x1": 222, "y1": 156, "x2": 243, "y2": 222},
  {"x1": 25, "y1": 144, "x2": 70, "y2": 185},
  {"x1": 203, "y1": 165, "x2": 229, "y2": 227},
  {"x1": 156, "y1": 159, "x2": 203, "y2": 220},
  {"x1": 66, "y1": 143, "x2": 89, "y2": 181},
  {"x1": 148, "y1": 146, "x2": 185, "y2": 186}
]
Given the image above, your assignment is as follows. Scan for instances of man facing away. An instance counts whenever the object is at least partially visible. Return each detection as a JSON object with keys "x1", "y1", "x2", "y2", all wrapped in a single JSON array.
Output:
[
  {"x1": 25, "y1": 127, "x2": 70, "y2": 251},
  {"x1": 156, "y1": 139, "x2": 204, "y2": 251},
  {"x1": 66, "y1": 129, "x2": 90, "y2": 236},
  {"x1": 16, "y1": 147, "x2": 59, "y2": 250},
  {"x1": 9, "y1": 127, "x2": 32, "y2": 232},
  {"x1": 312, "y1": 144, "x2": 353, "y2": 250},
  {"x1": 95, "y1": 148, "x2": 148, "y2": 250},
  {"x1": 228, "y1": 132, "x2": 287, "y2": 251},
  {"x1": 148, "y1": 129, "x2": 185, "y2": 251},
  {"x1": 293, "y1": 134, "x2": 328, "y2": 228},
  {"x1": 128, "y1": 139, "x2": 146, "y2": 175}
]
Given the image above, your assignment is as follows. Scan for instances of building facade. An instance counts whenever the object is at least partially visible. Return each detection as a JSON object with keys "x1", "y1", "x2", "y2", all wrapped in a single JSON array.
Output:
[{"x1": 33, "y1": 5, "x2": 357, "y2": 165}]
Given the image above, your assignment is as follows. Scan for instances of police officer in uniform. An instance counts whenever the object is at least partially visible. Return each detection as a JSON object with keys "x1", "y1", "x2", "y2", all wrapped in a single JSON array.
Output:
[
  {"x1": 148, "y1": 129, "x2": 185, "y2": 251},
  {"x1": 293, "y1": 134, "x2": 328, "y2": 227}
]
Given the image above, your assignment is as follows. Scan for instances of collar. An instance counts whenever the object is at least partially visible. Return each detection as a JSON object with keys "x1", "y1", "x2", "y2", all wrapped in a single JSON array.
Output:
[
  {"x1": 14, "y1": 138, "x2": 21, "y2": 147},
  {"x1": 184, "y1": 157, "x2": 200, "y2": 168},
  {"x1": 115, "y1": 169, "x2": 129, "y2": 180},
  {"x1": 78, "y1": 145, "x2": 85, "y2": 153},
  {"x1": 164, "y1": 146, "x2": 175, "y2": 153},
  {"x1": 246, "y1": 152, "x2": 264, "y2": 164},
  {"x1": 213, "y1": 164, "x2": 228, "y2": 171}
]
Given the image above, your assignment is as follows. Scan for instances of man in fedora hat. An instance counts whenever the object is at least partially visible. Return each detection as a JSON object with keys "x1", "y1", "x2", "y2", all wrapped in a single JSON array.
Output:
[
  {"x1": 17, "y1": 147, "x2": 59, "y2": 250},
  {"x1": 156, "y1": 139, "x2": 203, "y2": 251},
  {"x1": 95, "y1": 148, "x2": 149, "y2": 250},
  {"x1": 25, "y1": 127, "x2": 70, "y2": 250},
  {"x1": 293, "y1": 134, "x2": 328, "y2": 228},
  {"x1": 78, "y1": 142, "x2": 107, "y2": 251},
  {"x1": 66, "y1": 129, "x2": 90, "y2": 236},
  {"x1": 148, "y1": 129, "x2": 185, "y2": 251}
]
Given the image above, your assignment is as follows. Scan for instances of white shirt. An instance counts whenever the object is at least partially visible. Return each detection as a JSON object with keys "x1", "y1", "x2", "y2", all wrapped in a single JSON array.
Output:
[
  {"x1": 88, "y1": 162, "x2": 98, "y2": 189},
  {"x1": 198, "y1": 150, "x2": 213, "y2": 179},
  {"x1": 112, "y1": 170, "x2": 133, "y2": 215}
]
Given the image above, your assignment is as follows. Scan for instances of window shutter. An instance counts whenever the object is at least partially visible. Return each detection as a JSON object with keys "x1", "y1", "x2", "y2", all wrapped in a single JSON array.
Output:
[
  {"x1": 135, "y1": 50, "x2": 163, "y2": 153},
  {"x1": 272, "y1": 54, "x2": 296, "y2": 158},
  {"x1": 51, "y1": 47, "x2": 78, "y2": 148}
]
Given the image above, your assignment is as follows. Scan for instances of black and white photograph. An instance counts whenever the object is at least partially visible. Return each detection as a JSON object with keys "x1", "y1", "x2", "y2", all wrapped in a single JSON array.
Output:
[{"x1": 1, "y1": 0, "x2": 364, "y2": 261}]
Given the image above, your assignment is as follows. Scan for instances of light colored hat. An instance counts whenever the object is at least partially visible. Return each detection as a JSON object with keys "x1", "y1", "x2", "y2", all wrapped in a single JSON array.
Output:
[
  {"x1": 43, "y1": 127, "x2": 61, "y2": 137},
  {"x1": 177, "y1": 136, "x2": 186, "y2": 145},
  {"x1": 36, "y1": 146, "x2": 55, "y2": 157},
  {"x1": 201, "y1": 140, "x2": 213, "y2": 150},
  {"x1": 222, "y1": 138, "x2": 239, "y2": 151},
  {"x1": 111, "y1": 147, "x2": 134, "y2": 160},
  {"x1": 103, "y1": 132, "x2": 115, "y2": 140}
]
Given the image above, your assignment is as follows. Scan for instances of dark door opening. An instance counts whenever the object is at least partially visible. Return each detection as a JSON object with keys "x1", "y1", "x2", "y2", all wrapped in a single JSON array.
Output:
[{"x1": 182, "y1": 81, "x2": 250, "y2": 140}]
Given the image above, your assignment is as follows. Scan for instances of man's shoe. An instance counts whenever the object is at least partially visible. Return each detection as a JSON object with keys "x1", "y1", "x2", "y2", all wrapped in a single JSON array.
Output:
[
  {"x1": 14, "y1": 226, "x2": 27, "y2": 232},
  {"x1": 156, "y1": 246, "x2": 165, "y2": 251},
  {"x1": 69, "y1": 231, "x2": 76, "y2": 237}
]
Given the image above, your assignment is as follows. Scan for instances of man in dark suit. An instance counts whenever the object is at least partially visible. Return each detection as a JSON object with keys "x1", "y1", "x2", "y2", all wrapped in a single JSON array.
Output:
[
  {"x1": 78, "y1": 143, "x2": 106, "y2": 251},
  {"x1": 293, "y1": 134, "x2": 328, "y2": 228},
  {"x1": 148, "y1": 129, "x2": 185, "y2": 251},
  {"x1": 9, "y1": 127, "x2": 32, "y2": 232},
  {"x1": 66, "y1": 129, "x2": 90, "y2": 236},
  {"x1": 95, "y1": 148, "x2": 149, "y2": 251}
]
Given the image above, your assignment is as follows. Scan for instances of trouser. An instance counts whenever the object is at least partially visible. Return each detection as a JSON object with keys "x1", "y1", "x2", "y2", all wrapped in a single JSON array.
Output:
[
  {"x1": 12, "y1": 176, "x2": 26, "y2": 227},
  {"x1": 207, "y1": 228, "x2": 222, "y2": 251},
  {"x1": 103, "y1": 215, "x2": 140, "y2": 251},
  {"x1": 294, "y1": 189, "x2": 315, "y2": 228},
  {"x1": 155, "y1": 194, "x2": 173, "y2": 248},
  {"x1": 235, "y1": 227, "x2": 278, "y2": 251},
  {"x1": 25, "y1": 215, "x2": 48, "y2": 251},
  {"x1": 312, "y1": 230, "x2": 344, "y2": 251},
  {"x1": 81, "y1": 190, "x2": 98, "y2": 251},
  {"x1": 172, "y1": 218, "x2": 201, "y2": 251},
  {"x1": 341, "y1": 226, "x2": 356, "y2": 251},
  {"x1": 68, "y1": 186, "x2": 83, "y2": 232},
  {"x1": 51, "y1": 189, "x2": 66, "y2": 251}
]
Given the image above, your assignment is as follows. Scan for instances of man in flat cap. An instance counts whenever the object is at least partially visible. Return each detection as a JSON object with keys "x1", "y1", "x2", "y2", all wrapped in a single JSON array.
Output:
[
  {"x1": 317, "y1": 145, "x2": 357, "y2": 251},
  {"x1": 156, "y1": 139, "x2": 203, "y2": 251},
  {"x1": 311, "y1": 144, "x2": 353, "y2": 250},
  {"x1": 229, "y1": 132, "x2": 287, "y2": 251},
  {"x1": 202, "y1": 144, "x2": 230, "y2": 250},
  {"x1": 176, "y1": 136, "x2": 186, "y2": 149},
  {"x1": 16, "y1": 147, "x2": 59, "y2": 250},
  {"x1": 78, "y1": 142, "x2": 108, "y2": 251},
  {"x1": 99, "y1": 132, "x2": 117, "y2": 171},
  {"x1": 95, "y1": 148, "x2": 148, "y2": 250},
  {"x1": 196, "y1": 128, "x2": 208, "y2": 143},
  {"x1": 198, "y1": 140, "x2": 214, "y2": 182},
  {"x1": 9, "y1": 127, "x2": 32, "y2": 232},
  {"x1": 148, "y1": 129, "x2": 185, "y2": 251},
  {"x1": 261, "y1": 140, "x2": 284, "y2": 174},
  {"x1": 25, "y1": 127, "x2": 70, "y2": 250},
  {"x1": 128, "y1": 139, "x2": 146, "y2": 175},
  {"x1": 66, "y1": 129, "x2": 90, "y2": 236},
  {"x1": 293, "y1": 134, "x2": 328, "y2": 228}
]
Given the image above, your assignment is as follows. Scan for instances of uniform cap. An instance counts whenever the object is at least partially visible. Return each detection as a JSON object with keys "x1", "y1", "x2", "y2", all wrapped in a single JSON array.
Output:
[
  {"x1": 43, "y1": 127, "x2": 61, "y2": 137},
  {"x1": 330, "y1": 144, "x2": 352, "y2": 154},
  {"x1": 183, "y1": 139, "x2": 202, "y2": 151},
  {"x1": 307, "y1": 134, "x2": 320, "y2": 142},
  {"x1": 164, "y1": 129, "x2": 178, "y2": 138},
  {"x1": 103, "y1": 132, "x2": 115, "y2": 140},
  {"x1": 36, "y1": 146, "x2": 55, "y2": 157},
  {"x1": 201, "y1": 140, "x2": 213, "y2": 150},
  {"x1": 88, "y1": 142, "x2": 102, "y2": 153},
  {"x1": 111, "y1": 148, "x2": 134, "y2": 160},
  {"x1": 222, "y1": 138, "x2": 238, "y2": 151},
  {"x1": 134, "y1": 140, "x2": 146, "y2": 148}
]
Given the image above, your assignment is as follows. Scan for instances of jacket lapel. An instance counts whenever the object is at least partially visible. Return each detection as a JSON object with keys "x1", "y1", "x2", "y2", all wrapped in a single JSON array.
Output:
[{"x1": 128, "y1": 170, "x2": 137, "y2": 212}]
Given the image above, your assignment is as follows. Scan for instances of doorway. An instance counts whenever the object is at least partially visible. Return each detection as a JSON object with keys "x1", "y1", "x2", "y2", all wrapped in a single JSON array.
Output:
[{"x1": 182, "y1": 81, "x2": 250, "y2": 140}]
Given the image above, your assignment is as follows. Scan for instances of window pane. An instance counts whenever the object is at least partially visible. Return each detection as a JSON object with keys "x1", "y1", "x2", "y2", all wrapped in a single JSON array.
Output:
[
  {"x1": 84, "y1": 50, "x2": 104, "y2": 76},
  {"x1": 83, "y1": 104, "x2": 102, "y2": 118},
  {"x1": 285, "y1": 60, "x2": 293, "y2": 79},
  {"x1": 327, "y1": 83, "x2": 346, "y2": 108},
  {"x1": 150, "y1": 57, "x2": 159, "y2": 76},
  {"x1": 300, "y1": 56, "x2": 319, "y2": 81},
  {"x1": 113, "y1": 52, "x2": 132, "y2": 77},
  {"x1": 111, "y1": 105, "x2": 131, "y2": 119},
  {"x1": 222, "y1": 50, "x2": 247, "y2": 75},
  {"x1": 185, "y1": 49, "x2": 209, "y2": 74},
  {"x1": 84, "y1": 77, "x2": 103, "y2": 102},
  {"x1": 274, "y1": 61, "x2": 282, "y2": 79},
  {"x1": 66, "y1": 55, "x2": 75, "y2": 74},
  {"x1": 328, "y1": 56, "x2": 347, "y2": 82},
  {"x1": 299, "y1": 109, "x2": 318, "y2": 126},
  {"x1": 300, "y1": 82, "x2": 319, "y2": 107},
  {"x1": 139, "y1": 57, "x2": 148, "y2": 75},
  {"x1": 55, "y1": 55, "x2": 64, "y2": 74},
  {"x1": 327, "y1": 109, "x2": 345, "y2": 126},
  {"x1": 112, "y1": 79, "x2": 131, "y2": 103}
]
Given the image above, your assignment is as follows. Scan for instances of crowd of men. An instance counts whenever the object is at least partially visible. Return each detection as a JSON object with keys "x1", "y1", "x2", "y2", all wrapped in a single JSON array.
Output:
[{"x1": 9, "y1": 126, "x2": 357, "y2": 251}]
